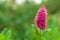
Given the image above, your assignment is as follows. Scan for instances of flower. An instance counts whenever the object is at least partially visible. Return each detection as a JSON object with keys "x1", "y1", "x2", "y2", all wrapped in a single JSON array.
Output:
[{"x1": 34, "y1": 5, "x2": 47, "y2": 30}]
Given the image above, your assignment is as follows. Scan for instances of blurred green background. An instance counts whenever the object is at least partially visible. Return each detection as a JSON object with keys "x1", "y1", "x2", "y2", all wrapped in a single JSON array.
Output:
[{"x1": 0, "y1": 0, "x2": 60, "y2": 40}]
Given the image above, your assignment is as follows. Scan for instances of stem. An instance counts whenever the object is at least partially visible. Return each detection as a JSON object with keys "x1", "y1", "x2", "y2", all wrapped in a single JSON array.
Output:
[{"x1": 40, "y1": 30, "x2": 42, "y2": 40}]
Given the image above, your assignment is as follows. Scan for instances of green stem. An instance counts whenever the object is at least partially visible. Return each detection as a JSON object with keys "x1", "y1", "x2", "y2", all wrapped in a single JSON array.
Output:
[{"x1": 40, "y1": 30, "x2": 43, "y2": 40}]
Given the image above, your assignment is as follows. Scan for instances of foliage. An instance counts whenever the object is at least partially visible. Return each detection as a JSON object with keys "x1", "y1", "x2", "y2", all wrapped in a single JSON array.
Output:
[{"x1": 0, "y1": 0, "x2": 60, "y2": 40}]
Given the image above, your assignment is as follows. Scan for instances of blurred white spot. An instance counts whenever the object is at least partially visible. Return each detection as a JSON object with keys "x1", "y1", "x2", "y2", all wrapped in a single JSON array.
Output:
[
  {"x1": 34, "y1": 0, "x2": 42, "y2": 4},
  {"x1": 16, "y1": 0, "x2": 25, "y2": 5}
]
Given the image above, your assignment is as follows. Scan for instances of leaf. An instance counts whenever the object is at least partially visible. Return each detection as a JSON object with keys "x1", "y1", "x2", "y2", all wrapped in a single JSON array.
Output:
[
  {"x1": 0, "y1": 33, "x2": 5, "y2": 40},
  {"x1": 5, "y1": 29, "x2": 12, "y2": 40}
]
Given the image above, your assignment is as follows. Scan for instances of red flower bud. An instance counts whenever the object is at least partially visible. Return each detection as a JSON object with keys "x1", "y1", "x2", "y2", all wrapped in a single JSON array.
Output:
[{"x1": 34, "y1": 5, "x2": 47, "y2": 30}]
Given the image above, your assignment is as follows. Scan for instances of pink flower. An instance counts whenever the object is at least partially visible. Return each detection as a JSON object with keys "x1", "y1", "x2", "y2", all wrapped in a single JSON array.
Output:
[{"x1": 34, "y1": 5, "x2": 47, "y2": 30}]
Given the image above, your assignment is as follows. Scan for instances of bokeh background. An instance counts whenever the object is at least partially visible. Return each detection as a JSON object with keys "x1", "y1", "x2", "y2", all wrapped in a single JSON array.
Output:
[{"x1": 0, "y1": 0, "x2": 60, "y2": 40}]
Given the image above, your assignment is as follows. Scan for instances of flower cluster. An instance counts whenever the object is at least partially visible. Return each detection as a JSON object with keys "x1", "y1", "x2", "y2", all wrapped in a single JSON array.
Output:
[{"x1": 34, "y1": 5, "x2": 47, "y2": 30}]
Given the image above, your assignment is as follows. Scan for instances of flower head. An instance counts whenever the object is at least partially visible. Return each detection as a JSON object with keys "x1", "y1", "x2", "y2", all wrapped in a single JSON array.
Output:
[{"x1": 34, "y1": 5, "x2": 47, "y2": 30}]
